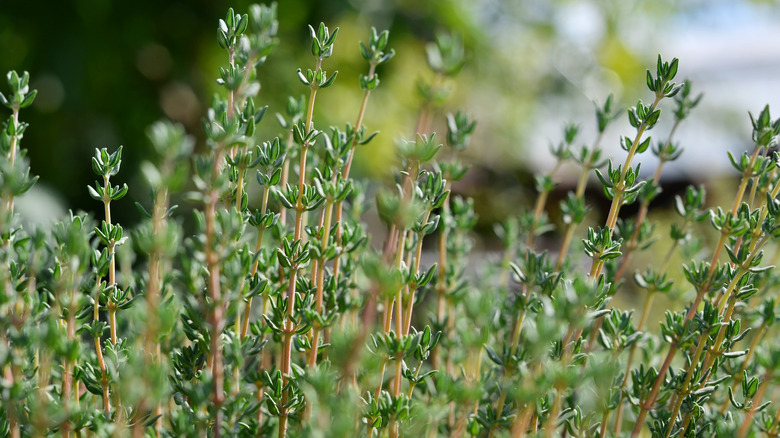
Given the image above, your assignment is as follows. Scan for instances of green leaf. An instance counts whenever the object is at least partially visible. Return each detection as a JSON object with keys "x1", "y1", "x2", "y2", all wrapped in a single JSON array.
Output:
[
  {"x1": 320, "y1": 70, "x2": 338, "y2": 88},
  {"x1": 88, "y1": 185, "x2": 102, "y2": 201},
  {"x1": 359, "y1": 41, "x2": 370, "y2": 61},
  {"x1": 668, "y1": 58, "x2": 679, "y2": 80},
  {"x1": 296, "y1": 69, "x2": 310, "y2": 86},
  {"x1": 237, "y1": 14, "x2": 248, "y2": 34},
  {"x1": 277, "y1": 248, "x2": 291, "y2": 268},
  {"x1": 646, "y1": 109, "x2": 661, "y2": 127},
  {"x1": 728, "y1": 386, "x2": 743, "y2": 409},
  {"x1": 19, "y1": 89, "x2": 37, "y2": 108},
  {"x1": 111, "y1": 183, "x2": 129, "y2": 201},
  {"x1": 484, "y1": 345, "x2": 504, "y2": 366},
  {"x1": 646, "y1": 70, "x2": 655, "y2": 92},
  {"x1": 358, "y1": 131, "x2": 379, "y2": 146}
]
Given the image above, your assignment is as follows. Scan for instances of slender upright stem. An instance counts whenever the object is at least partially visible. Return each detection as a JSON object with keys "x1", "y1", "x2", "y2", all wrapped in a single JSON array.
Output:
[
  {"x1": 488, "y1": 310, "x2": 527, "y2": 438},
  {"x1": 369, "y1": 226, "x2": 408, "y2": 438},
  {"x1": 307, "y1": 197, "x2": 334, "y2": 367},
  {"x1": 613, "y1": 291, "x2": 655, "y2": 434},
  {"x1": 431, "y1": 186, "x2": 451, "y2": 370},
  {"x1": 205, "y1": 188, "x2": 225, "y2": 438},
  {"x1": 631, "y1": 144, "x2": 765, "y2": 437},
  {"x1": 226, "y1": 48, "x2": 238, "y2": 160},
  {"x1": 2, "y1": 336, "x2": 20, "y2": 438},
  {"x1": 331, "y1": 63, "x2": 378, "y2": 306},
  {"x1": 93, "y1": 286, "x2": 111, "y2": 413},
  {"x1": 402, "y1": 210, "x2": 432, "y2": 335},
  {"x1": 590, "y1": 95, "x2": 662, "y2": 279},
  {"x1": 630, "y1": 343, "x2": 677, "y2": 436},
  {"x1": 61, "y1": 275, "x2": 78, "y2": 438},
  {"x1": 278, "y1": 58, "x2": 322, "y2": 438},
  {"x1": 278, "y1": 131, "x2": 294, "y2": 227},
  {"x1": 96, "y1": 161, "x2": 124, "y2": 416},
  {"x1": 539, "y1": 328, "x2": 575, "y2": 437},
  {"x1": 102, "y1": 174, "x2": 119, "y2": 346},
  {"x1": 663, "y1": 330, "x2": 709, "y2": 438},
  {"x1": 389, "y1": 358, "x2": 405, "y2": 438},
  {"x1": 0, "y1": 107, "x2": 21, "y2": 437},
  {"x1": 668, "y1": 187, "x2": 777, "y2": 429},
  {"x1": 146, "y1": 184, "x2": 170, "y2": 435},
  {"x1": 241, "y1": 186, "x2": 271, "y2": 340},
  {"x1": 2, "y1": 108, "x2": 19, "y2": 214}
]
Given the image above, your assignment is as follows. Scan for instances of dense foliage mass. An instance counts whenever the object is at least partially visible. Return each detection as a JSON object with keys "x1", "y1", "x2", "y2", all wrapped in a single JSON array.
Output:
[{"x1": 2, "y1": 4, "x2": 780, "y2": 438}]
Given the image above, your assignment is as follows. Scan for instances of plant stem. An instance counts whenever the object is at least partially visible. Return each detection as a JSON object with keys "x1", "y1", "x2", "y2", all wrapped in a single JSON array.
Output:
[
  {"x1": 202, "y1": 104, "x2": 233, "y2": 434},
  {"x1": 663, "y1": 328, "x2": 709, "y2": 438},
  {"x1": 2, "y1": 336, "x2": 20, "y2": 438},
  {"x1": 2, "y1": 107, "x2": 19, "y2": 214},
  {"x1": 102, "y1": 173, "x2": 119, "y2": 346},
  {"x1": 205, "y1": 188, "x2": 225, "y2": 438},
  {"x1": 406, "y1": 359, "x2": 424, "y2": 398},
  {"x1": 241, "y1": 186, "x2": 271, "y2": 341},
  {"x1": 62, "y1": 274, "x2": 77, "y2": 438},
  {"x1": 590, "y1": 94, "x2": 663, "y2": 279},
  {"x1": 278, "y1": 58, "x2": 322, "y2": 438},
  {"x1": 612, "y1": 290, "x2": 656, "y2": 434},
  {"x1": 278, "y1": 131, "x2": 294, "y2": 227},
  {"x1": 389, "y1": 357, "x2": 405, "y2": 438},
  {"x1": 540, "y1": 328, "x2": 576, "y2": 437},
  {"x1": 226, "y1": 48, "x2": 238, "y2": 160},
  {"x1": 472, "y1": 349, "x2": 483, "y2": 416},
  {"x1": 372, "y1": 158, "x2": 418, "y2": 430},
  {"x1": 96, "y1": 167, "x2": 123, "y2": 416},
  {"x1": 403, "y1": 208, "x2": 433, "y2": 335},
  {"x1": 93, "y1": 285, "x2": 111, "y2": 413},
  {"x1": 662, "y1": 262, "x2": 753, "y2": 434},
  {"x1": 342, "y1": 63, "x2": 376, "y2": 180},
  {"x1": 511, "y1": 406, "x2": 533, "y2": 438},
  {"x1": 307, "y1": 196, "x2": 334, "y2": 367},
  {"x1": 0, "y1": 104, "x2": 19, "y2": 434},
  {"x1": 732, "y1": 147, "x2": 763, "y2": 216},
  {"x1": 332, "y1": 69, "x2": 376, "y2": 315},
  {"x1": 687, "y1": 187, "x2": 778, "y2": 383},
  {"x1": 630, "y1": 342, "x2": 677, "y2": 437},
  {"x1": 146, "y1": 183, "x2": 170, "y2": 435},
  {"x1": 431, "y1": 191, "x2": 450, "y2": 370},
  {"x1": 369, "y1": 226, "x2": 408, "y2": 437},
  {"x1": 543, "y1": 383, "x2": 565, "y2": 438},
  {"x1": 488, "y1": 309, "x2": 527, "y2": 438},
  {"x1": 613, "y1": 188, "x2": 690, "y2": 435},
  {"x1": 599, "y1": 409, "x2": 610, "y2": 438},
  {"x1": 631, "y1": 145, "x2": 765, "y2": 436}
]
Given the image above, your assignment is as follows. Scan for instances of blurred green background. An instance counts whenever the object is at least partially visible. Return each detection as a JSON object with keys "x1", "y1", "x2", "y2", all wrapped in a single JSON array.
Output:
[{"x1": 2, "y1": 0, "x2": 780, "y2": 230}]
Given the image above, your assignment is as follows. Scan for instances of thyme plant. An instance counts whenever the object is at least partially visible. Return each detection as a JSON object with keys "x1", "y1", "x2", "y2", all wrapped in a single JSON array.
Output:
[{"x1": 3, "y1": 4, "x2": 780, "y2": 438}]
